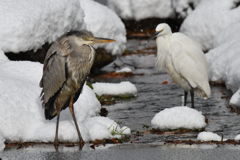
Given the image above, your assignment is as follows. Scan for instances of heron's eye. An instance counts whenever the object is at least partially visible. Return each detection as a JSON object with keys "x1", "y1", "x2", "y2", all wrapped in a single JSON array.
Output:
[{"x1": 82, "y1": 37, "x2": 88, "y2": 41}]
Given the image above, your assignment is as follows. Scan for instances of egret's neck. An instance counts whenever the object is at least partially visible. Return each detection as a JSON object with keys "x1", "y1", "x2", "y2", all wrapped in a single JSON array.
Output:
[
  {"x1": 155, "y1": 34, "x2": 171, "y2": 71},
  {"x1": 156, "y1": 34, "x2": 171, "y2": 52}
]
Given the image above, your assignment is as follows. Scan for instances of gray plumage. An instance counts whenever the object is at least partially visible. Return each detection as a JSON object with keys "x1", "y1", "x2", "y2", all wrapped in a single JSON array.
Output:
[
  {"x1": 39, "y1": 30, "x2": 115, "y2": 148},
  {"x1": 40, "y1": 30, "x2": 95, "y2": 119}
]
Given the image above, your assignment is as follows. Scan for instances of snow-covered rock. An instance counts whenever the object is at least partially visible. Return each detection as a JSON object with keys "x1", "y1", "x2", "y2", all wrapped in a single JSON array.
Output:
[
  {"x1": 115, "y1": 67, "x2": 132, "y2": 73},
  {"x1": 180, "y1": 0, "x2": 240, "y2": 51},
  {"x1": 107, "y1": 0, "x2": 202, "y2": 20},
  {"x1": 197, "y1": 132, "x2": 221, "y2": 142},
  {"x1": 151, "y1": 106, "x2": 206, "y2": 130},
  {"x1": 230, "y1": 89, "x2": 240, "y2": 107},
  {"x1": 84, "y1": 117, "x2": 130, "y2": 140},
  {"x1": 0, "y1": 131, "x2": 5, "y2": 152},
  {"x1": 234, "y1": 134, "x2": 240, "y2": 141},
  {"x1": 0, "y1": 60, "x2": 130, "y2": 144},
  {"x1": 0, "y1": 0, "x2": 84, "y2": 53},
  {"x1": 92, "y1": 81, "x2": 137, "y2": 96},
  {"x1": 107, "y1": 0, "x2": 174, "y2": 21},
  {"x1": 81, "y1": 0, "x2": 126, "y2": 55},
  {"x1": 0, "y1": 0, "x2": 125, "y2": 56}
]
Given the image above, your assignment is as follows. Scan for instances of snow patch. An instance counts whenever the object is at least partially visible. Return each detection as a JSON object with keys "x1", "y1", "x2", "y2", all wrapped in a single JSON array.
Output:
[
  {"x1": 84, "y1": 116, "x2": 131, "y2": 140},
  {"x1": 0, "y1": 131, "x2": 5, "y2": 152},
  {"x1": 230, "y1": 89, "x2": 240, "y2": 107},
  {"x1": 107, "y1": 0, "x2": 174, "y2": 21},
  {"x1": 197, "y1": 132, "x2": 221, "y2": 142},
  {"x1": 151, "y1": 106, "x2": 206, "y2": 130},
  {"x1": 0, "y1": 61, "x2": 130, "y2": 143},
  {"x1": 180, "y1": 0, "x2": 240, "y2": 51},
  {"x1": 0, "y1": 0, "x2": 125, "y2": 56},
  {"x1": 234, "y1": 134, "x2": 240, "y2": 141},
  {"x1": 80, "y1": 0, "x2": 126, "y2": 55},
  {"x1": 92, "y1": 81, "x2": 137, "y2": 96},
  {"x1": 115, "y1": 67, "x2": 132, "y2": 73}
]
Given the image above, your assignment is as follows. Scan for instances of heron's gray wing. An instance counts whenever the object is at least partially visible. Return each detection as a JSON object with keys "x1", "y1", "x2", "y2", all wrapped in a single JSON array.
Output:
[{"x1": 39, "y1": 42, "x2": 67, "y2": 104}]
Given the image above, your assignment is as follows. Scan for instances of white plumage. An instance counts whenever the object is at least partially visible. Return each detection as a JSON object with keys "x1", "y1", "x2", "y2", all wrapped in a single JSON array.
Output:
[{"x1": 148, "y1": 23, "x2": 210, "y2": 107}]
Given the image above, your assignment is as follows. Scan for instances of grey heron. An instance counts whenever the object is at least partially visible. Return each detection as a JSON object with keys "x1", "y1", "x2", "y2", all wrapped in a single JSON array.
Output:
[
  {"x1": 147, "y1": 23, "x2": 210, "y2": 108},
  {"x1": 39, "y1": 30, "x2": 115, "y2": 148}
]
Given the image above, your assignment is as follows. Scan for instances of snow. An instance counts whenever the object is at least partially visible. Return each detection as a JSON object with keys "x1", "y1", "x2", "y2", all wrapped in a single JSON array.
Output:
[
  {"x1": 230, "y1": 89, "x2": 240, "y2": 107},
  {"x1": 151, "y1": 106, "x2": 206, "y2": 130},
  {"x1": 197, "y1": 132, "x2": 221, "y2": 142},
  {"x1": 0, "y1": 131, "x2": 4, "y2": 152},
  {"x1": 107, "y1": 0, "x2": 202, "y2": 21},
  {"x1": 83, "y1": 117, "x2": 130, "y2": 140},
  {"x1": 81, "y1": 0, "x2": 126, "y2": 55},
  {"x1": 92, "y1": 81, "x2": 137, "y2": 96},
  {"x1": 115, "y1": 67, "x2": 132, "y2": 73},
  {"x1": 107, "y1": 0, "x2": 174, "y2": 21},
  {"x1": 180, "y1": 0, "x2": 240, "y2": 51},
  {"x1": 234, "y1": 134, "x2": 240, "y2": 141},
  {"x1": 0, "y1": 0, "x2": 125, "y2": 56},
  {"x1": 0, "y1": 0, "x2": 84, "y2": 53},
  {"x1": 0, "y1": 60, "x2": 130, "y2": 148},
  {"x1": 172, "y1": 0, "x2": 201, "y2": 18}
]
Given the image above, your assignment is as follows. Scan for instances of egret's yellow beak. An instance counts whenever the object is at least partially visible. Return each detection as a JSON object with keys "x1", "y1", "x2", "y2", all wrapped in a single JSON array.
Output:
[
  {"x1": 90, "y1": 37, "x2": 115, "y2": 44},
  {"x1": 146, "y1": 32, "x2": 159, "y2": 44}
]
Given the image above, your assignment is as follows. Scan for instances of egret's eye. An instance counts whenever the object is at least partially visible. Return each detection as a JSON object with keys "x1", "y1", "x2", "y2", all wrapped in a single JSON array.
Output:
[{"x1": 159, "y1": 29, "x2": 163, "y2": 33}]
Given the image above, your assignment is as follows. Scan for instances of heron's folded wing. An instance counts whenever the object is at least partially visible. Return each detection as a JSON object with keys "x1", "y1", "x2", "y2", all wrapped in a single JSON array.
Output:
[{"x1": 40, "y1": 43, "x2": 67, "y2": 104}]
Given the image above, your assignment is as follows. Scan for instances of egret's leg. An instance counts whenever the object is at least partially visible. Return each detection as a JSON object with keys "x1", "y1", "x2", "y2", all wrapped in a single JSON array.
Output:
[
  {"x1": 190, "y1": 89, "x2": 194, "y2": 108},
  {"x1": 54, "y1": 98, "x2": 61, "y2": 149},
  {"x1": 69, "y1": 96, "x2": 85, "y2": 149},
  {"x1": 184, "y1": 91, "x2": 188, "y2": 106}
]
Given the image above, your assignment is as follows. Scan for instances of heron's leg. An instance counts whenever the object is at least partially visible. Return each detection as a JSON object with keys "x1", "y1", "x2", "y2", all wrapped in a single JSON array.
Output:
[
  {"x1": 190, "y1": 89, "x2": 194, "y2": 108},
  {"x1": 184, "y1": 91, "x2": 188, "y2": 106},
  {"x1": 54, "y1": 98, "x2": 61, "y2": 149},
  {"x1": 69, "y1": 96, "x2": 85, "y2": 149}
]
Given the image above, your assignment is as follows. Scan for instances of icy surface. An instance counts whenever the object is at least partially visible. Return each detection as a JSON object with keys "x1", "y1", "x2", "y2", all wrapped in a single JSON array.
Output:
[
  {"x1": 180, "y1": 0, "x2": 240, "y2": 51},
  {"x1": 151, "y1": 106, "x2": 206, "y2": 130},
  {"x1": 197, "y1": 132, "x2": 221, "y2": 142},
  {"x1": 92, "y1": 81, "x2": 137, "y2": 96},
  {"x1": 0, "y1": 0, "x2": 125, "y2": 56},
  {"x1": 0, "y1": 61, "x2": 130, "y2": 147}
]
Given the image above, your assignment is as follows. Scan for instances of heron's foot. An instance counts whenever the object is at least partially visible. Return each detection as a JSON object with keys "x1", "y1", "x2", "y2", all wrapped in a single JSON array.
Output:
[
  {"x1": 79, "y1": 140, "x2": 85, "y2": 150},
  {"x1": 53, "y1": 139, "x2": 59, "y2": 150},
  {"x1": 54, "y1": 143, "x2": 59, "y2": 151}
]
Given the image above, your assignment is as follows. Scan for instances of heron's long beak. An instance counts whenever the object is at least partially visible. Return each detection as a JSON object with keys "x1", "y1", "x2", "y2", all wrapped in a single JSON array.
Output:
[
  {"x1": 90, "y1": 37, "x2": 115, "y2": 44},
  {"x1": 146, "y1": 32, "x2": 159, "y2": 44}
]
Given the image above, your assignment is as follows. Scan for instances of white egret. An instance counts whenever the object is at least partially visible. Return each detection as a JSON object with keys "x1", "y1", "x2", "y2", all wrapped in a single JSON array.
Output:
[{"x1": 147, "y1": 23, "x2": 210, "y2": 108}]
